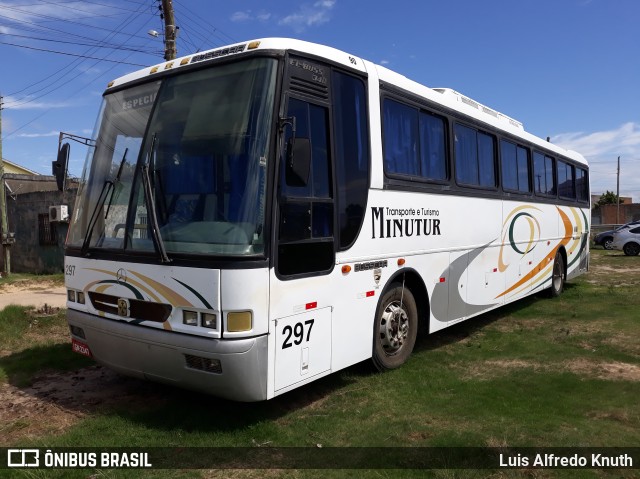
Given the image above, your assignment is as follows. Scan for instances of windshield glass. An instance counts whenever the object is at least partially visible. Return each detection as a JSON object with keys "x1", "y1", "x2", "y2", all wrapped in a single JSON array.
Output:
[{"x1": 68, "y1": 58, "x2": 277, "y2": 257}]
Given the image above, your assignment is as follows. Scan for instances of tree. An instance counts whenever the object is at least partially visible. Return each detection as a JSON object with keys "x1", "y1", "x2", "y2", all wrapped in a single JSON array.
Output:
[{"x1": 595, "y1": 190, "x2": 619, "y2": 208}]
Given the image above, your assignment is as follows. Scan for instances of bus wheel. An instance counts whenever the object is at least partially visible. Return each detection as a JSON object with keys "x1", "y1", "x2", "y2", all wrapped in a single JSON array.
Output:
[
  {"x1": 372, "y1": 283, "x2": 418, "y2": 371},
  {"x1": 549, "y1": 251, "x2": 565, "y2": 298}
]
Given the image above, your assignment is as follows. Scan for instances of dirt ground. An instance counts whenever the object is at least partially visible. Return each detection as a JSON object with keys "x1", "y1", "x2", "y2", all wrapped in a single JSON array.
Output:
[{"x1": 0, "y1": 280, "x2": 67, "y2": 309}]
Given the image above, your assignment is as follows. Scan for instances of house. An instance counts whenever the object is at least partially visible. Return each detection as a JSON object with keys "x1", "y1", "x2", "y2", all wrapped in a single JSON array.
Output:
[
  {"x1": 591, "y1": 192, "x2": 639, "y2": 226},
  {"x1": 1, "y1": 158, "x2": 77, "y2": 274},
  {"x1": 2, "y1": 158, "x2": 39, "y2": 176}
]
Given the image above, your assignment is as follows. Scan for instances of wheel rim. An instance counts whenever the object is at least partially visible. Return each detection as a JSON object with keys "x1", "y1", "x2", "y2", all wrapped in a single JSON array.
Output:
[
  {"x1": 604, "y1": 239, "x2": 613, "y2": 249},
  {"x1": 552, "y1": 257, "x2": 563, "y2": 291},
  {"x1": 379, "y1": 300, "x2": 410, "y2": 355}
]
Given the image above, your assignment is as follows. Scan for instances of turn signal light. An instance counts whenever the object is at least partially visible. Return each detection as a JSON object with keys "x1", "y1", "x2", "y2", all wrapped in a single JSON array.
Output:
[{"x1": 227, "y1": 311, "x2": 252, "y2": 332}]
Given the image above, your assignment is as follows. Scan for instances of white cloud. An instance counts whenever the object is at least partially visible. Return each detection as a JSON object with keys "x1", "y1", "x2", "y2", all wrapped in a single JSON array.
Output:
[
  {"x1": 15, "y1": 131, "x2": 60, "y2": 138},
  {"x1": 230, "y1": 10, "x2": 271, "y2": 23},
  {"x1": 279, "y1": 0, "x2": 336, "y2": 32},
  {"x1": 230, "y1": 11, "x2": 251, "y2": 22},
  {"x1": 2, "y1": 95, "x2": 69, "y2": 110},
  {"x1": 0, "y1": 1, "x2": 108, "y2": 23},
  {"x1": 553, "y1": 122, "x2": 640, "y2": 202},
  {"x1": 231, "y1": 2, "x2": 335, "y2": 31}
]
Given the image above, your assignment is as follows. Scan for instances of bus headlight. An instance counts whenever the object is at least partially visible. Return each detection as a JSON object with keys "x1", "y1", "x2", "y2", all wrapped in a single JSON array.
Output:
[
  {"x1": 227, "y1": 311, "x2": 252, "y2": 332},
  {"x1": 202, "y1": 313, "x2": 217, "y2": 329},
  {"x1": 183, "y1": 310, "x2": 198, "y2": 326}
]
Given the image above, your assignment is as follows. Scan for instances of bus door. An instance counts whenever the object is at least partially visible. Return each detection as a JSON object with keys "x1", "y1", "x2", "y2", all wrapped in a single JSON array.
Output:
[{"x1": 270, "y1": 57, "x2": 336, "y2": 393}]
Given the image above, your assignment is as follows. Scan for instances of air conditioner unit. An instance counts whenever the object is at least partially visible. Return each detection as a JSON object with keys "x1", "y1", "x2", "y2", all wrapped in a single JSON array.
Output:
[{"x1": 49, "y1": 205, "x2": 69, "y2": 222}]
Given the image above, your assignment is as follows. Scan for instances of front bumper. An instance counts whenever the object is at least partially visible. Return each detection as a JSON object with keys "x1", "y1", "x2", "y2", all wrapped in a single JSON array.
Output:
[{"x1": 67, "y1": 308, "x2": 269, "y2": 401}]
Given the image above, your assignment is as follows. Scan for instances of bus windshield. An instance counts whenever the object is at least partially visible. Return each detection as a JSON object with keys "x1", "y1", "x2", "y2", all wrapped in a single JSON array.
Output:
[{"x1": 67, "y1": 57, "x2": 277, "y2": 257}]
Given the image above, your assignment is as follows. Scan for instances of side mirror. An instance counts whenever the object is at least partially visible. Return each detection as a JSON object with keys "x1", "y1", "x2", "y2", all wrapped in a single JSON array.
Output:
[
  {"x1": 53, "y1": 142, "x2": 70, "y2": 191},
  {"x1": 286, "y1": 137, "x2": 311, "y2": 187}
]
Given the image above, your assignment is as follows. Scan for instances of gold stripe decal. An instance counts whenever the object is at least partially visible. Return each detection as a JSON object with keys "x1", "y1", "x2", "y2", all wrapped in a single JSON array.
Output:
[{"x1": 496, "y1": 207, "x2": 573, "y2": 299}]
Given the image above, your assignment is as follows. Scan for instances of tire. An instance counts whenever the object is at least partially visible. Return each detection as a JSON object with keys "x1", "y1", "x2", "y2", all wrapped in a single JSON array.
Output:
[
  {"x1": 372, "y1": 283, "x2": 418, "y2": 371},
  {"x1": 603, "y1": 237, "x2": 614, "y2": 250},
  {"x1": 548, "y1": 251, "x2": 565, "y2": 298},
  {"x1": 623, "y1": 242, "x2": 640, "y2": 256}
]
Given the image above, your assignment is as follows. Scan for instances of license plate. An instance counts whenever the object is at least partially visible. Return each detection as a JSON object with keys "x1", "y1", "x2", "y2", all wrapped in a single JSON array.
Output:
[{"x1": 71, "y1": 338, "x2": 92, "y2": 358}]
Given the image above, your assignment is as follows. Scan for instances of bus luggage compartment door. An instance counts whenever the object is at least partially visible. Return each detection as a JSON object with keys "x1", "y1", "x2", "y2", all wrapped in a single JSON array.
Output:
[{"x1": 274, "y1": 307, "x2": 331, "y2": 391}]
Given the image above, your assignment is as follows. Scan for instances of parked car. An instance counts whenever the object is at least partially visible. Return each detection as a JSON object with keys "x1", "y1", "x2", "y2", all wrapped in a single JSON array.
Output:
[
  {"x1": 594, "y1": 229, "x2": 617, "y2": 249},
  {"x1": 594, "y1": 221, "x2": 640, "y2": 250},
  {"x1": 611, "y1": 225, "x2": 640, "y2": 256}
]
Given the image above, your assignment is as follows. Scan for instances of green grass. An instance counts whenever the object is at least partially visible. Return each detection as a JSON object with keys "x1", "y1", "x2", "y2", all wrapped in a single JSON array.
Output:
[
  {"x1": 0, "y1": 272, "x2": 64, "y2": 288},
  {"x1": 0, "y1": 306, "x2": 91, "y2": 385},
  {"x1": 1, "y1": 250, "x2": 639, "y2": 478}
]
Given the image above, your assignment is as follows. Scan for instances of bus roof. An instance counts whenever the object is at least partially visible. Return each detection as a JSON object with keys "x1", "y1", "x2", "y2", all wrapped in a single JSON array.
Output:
[{"x1": 105, "y1": 37, "x2": 587, "y2": 167}]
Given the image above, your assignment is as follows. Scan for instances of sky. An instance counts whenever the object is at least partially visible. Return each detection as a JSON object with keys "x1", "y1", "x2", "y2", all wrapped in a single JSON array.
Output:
[{"x1": 1, "y1": 0, "x2": 639, "y2": 201}]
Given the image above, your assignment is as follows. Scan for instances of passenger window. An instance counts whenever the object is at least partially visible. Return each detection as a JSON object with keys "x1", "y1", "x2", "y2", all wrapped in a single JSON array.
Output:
[
  {"x1": 454, "y1": 124, "x2": 496, "y2": 187},
  {"x1": 533, "y1": 152, "x2": 556, "y2": 196},
  {"x1": 501, "y1": 140, "x2": 530, "y2": 193}
]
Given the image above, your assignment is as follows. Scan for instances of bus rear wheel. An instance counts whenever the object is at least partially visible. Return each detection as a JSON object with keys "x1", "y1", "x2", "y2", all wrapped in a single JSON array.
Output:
[
  {"x1": 372, "y1": 283, "x2": 418, "y2": 371},
  {"x1": 548, "y1": 251, "x2": 565, "y2": 298}
]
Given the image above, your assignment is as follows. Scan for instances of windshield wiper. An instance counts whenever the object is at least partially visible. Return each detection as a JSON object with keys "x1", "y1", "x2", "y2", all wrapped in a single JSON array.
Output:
[
  {"x1": 81, "y1": 148, "x2": 128, "y2": 256},
  {"x1": 141, "y1": 133, "x2": 171, "y2": 263}
]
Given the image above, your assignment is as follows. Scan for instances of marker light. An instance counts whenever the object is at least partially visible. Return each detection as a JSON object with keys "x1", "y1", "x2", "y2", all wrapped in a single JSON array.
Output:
[
  {"x1": 227, "y1": 311, "x2": 252, "y2": 332},
  {"x1": 342, "y1": 265, "x2": 351, "y2": 274},
  {"x1": 247, "y1": 41, "x2": 261, "y2": 50},
  {"x1": 183, "y1": 310, "x2": 198, "y2": 326},
  {"x1": 202, "y1": 313, "x2": 217, "y2": 329},
  {"x1": 397, "y1": 258, "x2": 406, "y2": 266},
  {"x1": 180, "y1": 57, "x2": 190, "y2": 65}
]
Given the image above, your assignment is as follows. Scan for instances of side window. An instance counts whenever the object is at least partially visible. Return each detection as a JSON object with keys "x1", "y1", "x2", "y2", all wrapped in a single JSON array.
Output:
[
  {"x1": 382, "y1": 98, "x2": 448, "y2": 182},
  {"x1": 281, "y1": 98, "x2": 331, "y2": 199},
  {"x1": 516, "y1": 146, "x2": 531, "y2": 193},
  {"x1": 419, "y1": 111, "x2": 447, "y2": 181},
  {"x1": 333, "y1": 71, "x2": 369, "y2": 250},
  {"x1": 383, "y1": 99, "x2": 418, "y2": 176},
  {"x1": 533, "y1": 151, "x2": 556, "y2": 196},
  {"x1": 576, "y1": 167, "x2": 589, "y2": 202},
  {"x1": 454, "y1": 123, "x2": 496, "y2": 188},
  {"x1": 501, "y1": 139, "x2": 530, "y2": 193},
  {"x1": 557, "y1": 160, "x2": 575, "y2": 199}
]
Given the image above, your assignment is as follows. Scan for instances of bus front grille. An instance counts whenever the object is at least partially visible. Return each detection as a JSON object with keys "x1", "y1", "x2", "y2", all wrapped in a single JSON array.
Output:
[{"x1": 184, "y1": 354, "x2": 222, "y2": 374}]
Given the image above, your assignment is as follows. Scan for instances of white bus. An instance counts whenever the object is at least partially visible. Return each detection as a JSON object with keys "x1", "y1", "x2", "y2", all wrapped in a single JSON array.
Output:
[{"x1": 65, "y1": 38, "x2": 590, "y2": 401}]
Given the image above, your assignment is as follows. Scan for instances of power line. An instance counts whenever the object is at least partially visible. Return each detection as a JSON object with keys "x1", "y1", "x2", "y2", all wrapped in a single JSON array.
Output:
[
  {"x1": 0, "y1": 32, "x2": 160, "y2": 54},
  {"x1": 0, "y1": 40, "x2": 148, "y2": 66},
  {"x1": 3, "y1": 0, "x2": 155, "y2": 106},
  {"x1": 1, "y1": 1, "x2": 155, "y2": 122},
  {"x1": 0, "y1": 6, "x2": 155, "y2": 44}
]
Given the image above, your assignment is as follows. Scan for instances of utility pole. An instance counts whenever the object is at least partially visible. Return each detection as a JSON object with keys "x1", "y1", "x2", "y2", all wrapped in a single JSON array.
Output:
[
  {"x1": 161, "y1": 0, "x2": 177, "y2": 60},
  {"x1": 0, "y1": 95, "x2": 11, "y2": 276},
  {"x1": 616, "y1": 156, "x2": 621, "y2": 225}
]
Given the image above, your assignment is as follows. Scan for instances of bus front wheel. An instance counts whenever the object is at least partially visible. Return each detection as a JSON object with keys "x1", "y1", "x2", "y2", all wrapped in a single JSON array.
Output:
[{"x1": 372, "y1": 283, "x2": 418, "y2": 371}]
